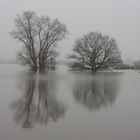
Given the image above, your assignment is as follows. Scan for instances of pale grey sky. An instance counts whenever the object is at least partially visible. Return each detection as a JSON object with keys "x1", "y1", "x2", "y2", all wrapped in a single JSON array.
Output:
[{"x1": 0, "y1": 0, "x2": 140, "y2": 61}]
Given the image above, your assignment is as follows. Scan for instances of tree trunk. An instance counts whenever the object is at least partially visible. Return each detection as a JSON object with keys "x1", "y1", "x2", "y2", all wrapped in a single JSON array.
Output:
[
  {"x1": 91, "y1": 67, "x2": 97, "y2": 73},
  {"x1": 32, "y1": 65, "x2": 38, "y2": 72},
  {"x1": 39, "y1": 62, "x2": 45, "y2": 73}
]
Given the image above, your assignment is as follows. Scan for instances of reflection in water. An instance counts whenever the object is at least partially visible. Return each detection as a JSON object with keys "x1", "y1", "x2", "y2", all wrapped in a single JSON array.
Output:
[
  {"x1": 73, "y1": 73, "x2": 121, "y2": 111},
  {"x1": 11, "y1": 74, "x2": 65, "y2": 128}
]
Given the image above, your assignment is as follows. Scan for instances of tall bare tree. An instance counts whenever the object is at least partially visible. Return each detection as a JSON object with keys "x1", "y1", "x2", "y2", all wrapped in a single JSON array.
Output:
[
  {"x1": 11, "y1": 11, "x2": 67, "y2": 72},
  {"x1": 69, "y1": 32, "x2": 122, "y2": 72},
  {"x1": 36, "y1": 16, "x2": 67, "y2": 72}
]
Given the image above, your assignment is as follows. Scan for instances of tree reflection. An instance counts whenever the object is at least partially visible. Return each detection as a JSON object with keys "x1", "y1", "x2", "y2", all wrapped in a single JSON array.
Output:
[
  {"x1": 11, "y1": 74, "x2": 65, "y2": 128},
  {"x1": 73, "y1": 73, "x2": 121, "y2": 111}
]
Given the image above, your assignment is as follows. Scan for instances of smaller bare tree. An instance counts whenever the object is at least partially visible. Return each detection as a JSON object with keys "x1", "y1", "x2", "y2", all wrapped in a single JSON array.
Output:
[{"x1": 69, "y1": 32, "x2": 122, "y2": 72}]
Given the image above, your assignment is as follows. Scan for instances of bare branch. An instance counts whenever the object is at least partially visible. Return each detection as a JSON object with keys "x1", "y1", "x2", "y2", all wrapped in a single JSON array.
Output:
[{"x1": 69, "y1": 32, "x2": 122, "y2": 72}]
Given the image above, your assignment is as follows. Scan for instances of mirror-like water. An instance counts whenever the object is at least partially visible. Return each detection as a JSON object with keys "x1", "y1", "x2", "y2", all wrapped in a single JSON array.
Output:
[{"x1": 0, "y1": 64, "x2": 140, "y2": 140}]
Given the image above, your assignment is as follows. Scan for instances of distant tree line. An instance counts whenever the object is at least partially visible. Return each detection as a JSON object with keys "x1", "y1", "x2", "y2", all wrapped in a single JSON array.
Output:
[
  {"x1": 114, "y1": 60, "x2": 140, "y2": 70},
  {"x1": 134, "y1": 60, "x2": 140, "y2": 69},
  {"x1": 11, "y1": 11, "x2": 123, "y2": 73}
]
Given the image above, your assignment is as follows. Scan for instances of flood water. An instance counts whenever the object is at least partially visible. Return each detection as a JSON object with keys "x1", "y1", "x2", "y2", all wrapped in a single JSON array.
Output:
[{"x1": 0, "y1": 64, "x2": 140, "y2": 140}]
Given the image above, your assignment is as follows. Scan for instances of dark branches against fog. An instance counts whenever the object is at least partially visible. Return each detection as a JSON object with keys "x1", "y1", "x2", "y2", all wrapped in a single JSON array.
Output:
[
  {"x1": 36, "y1": 16, "x2": 67, "y2": 72},
  {"x1": 11, "y1": 11, "x2": 38, "y2": 71},
  {"x1": 69, "y1": 32, "x2": 122, "y2": 72},
  {"x1": 11, "y1": 11, "x2": 68, "y2": 72}
]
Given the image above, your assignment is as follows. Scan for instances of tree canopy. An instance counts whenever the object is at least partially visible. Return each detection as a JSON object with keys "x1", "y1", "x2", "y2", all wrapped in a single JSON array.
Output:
[
  {"x1": 11, "y1": 11, "x2": 68, "y2": 72},
  {"x1": 69, "y1": 32, "x2": 122, "y2": 72}
]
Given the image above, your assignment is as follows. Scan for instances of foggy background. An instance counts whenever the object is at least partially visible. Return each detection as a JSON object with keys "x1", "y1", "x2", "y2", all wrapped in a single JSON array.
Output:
[{"x1": 0, "y1": 0, "x2": 140, "y2": 63}]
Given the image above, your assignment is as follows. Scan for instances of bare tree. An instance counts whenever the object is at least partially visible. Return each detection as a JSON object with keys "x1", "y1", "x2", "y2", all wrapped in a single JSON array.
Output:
[
  {"x1": 69, "y1": 32, "x2": 122, "y2": 72},
  {"x1": 11, "y1": 11, "x2": 38, "y2": 71},
  {"x1": 36, "y1": 17, "x2": 67, "y2": 72},
  {"x1": 11, "y1": 11, "x2": 67, "y2": 72}
]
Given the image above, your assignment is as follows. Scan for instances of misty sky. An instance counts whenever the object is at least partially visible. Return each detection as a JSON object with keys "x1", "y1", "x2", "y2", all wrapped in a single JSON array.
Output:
[{"x1": 0, "y1": 0, "x2": 140, "y2": 61}]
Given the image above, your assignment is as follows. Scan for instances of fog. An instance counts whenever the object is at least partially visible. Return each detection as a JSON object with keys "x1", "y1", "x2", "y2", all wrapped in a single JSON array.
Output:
[{"x1": 0, "y1": 0, "x2": 140, "y2": 61}]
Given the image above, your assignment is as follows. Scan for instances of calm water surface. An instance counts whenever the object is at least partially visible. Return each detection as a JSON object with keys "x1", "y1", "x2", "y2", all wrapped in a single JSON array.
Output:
[{"x1": 0, "y1": 64, "x2": 140, "y2": 140}]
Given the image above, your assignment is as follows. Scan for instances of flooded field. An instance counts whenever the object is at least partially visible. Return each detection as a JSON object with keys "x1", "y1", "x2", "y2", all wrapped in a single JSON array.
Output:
[{"x1": 0, "y1": 64, "x2": 140, "y2": 140}]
